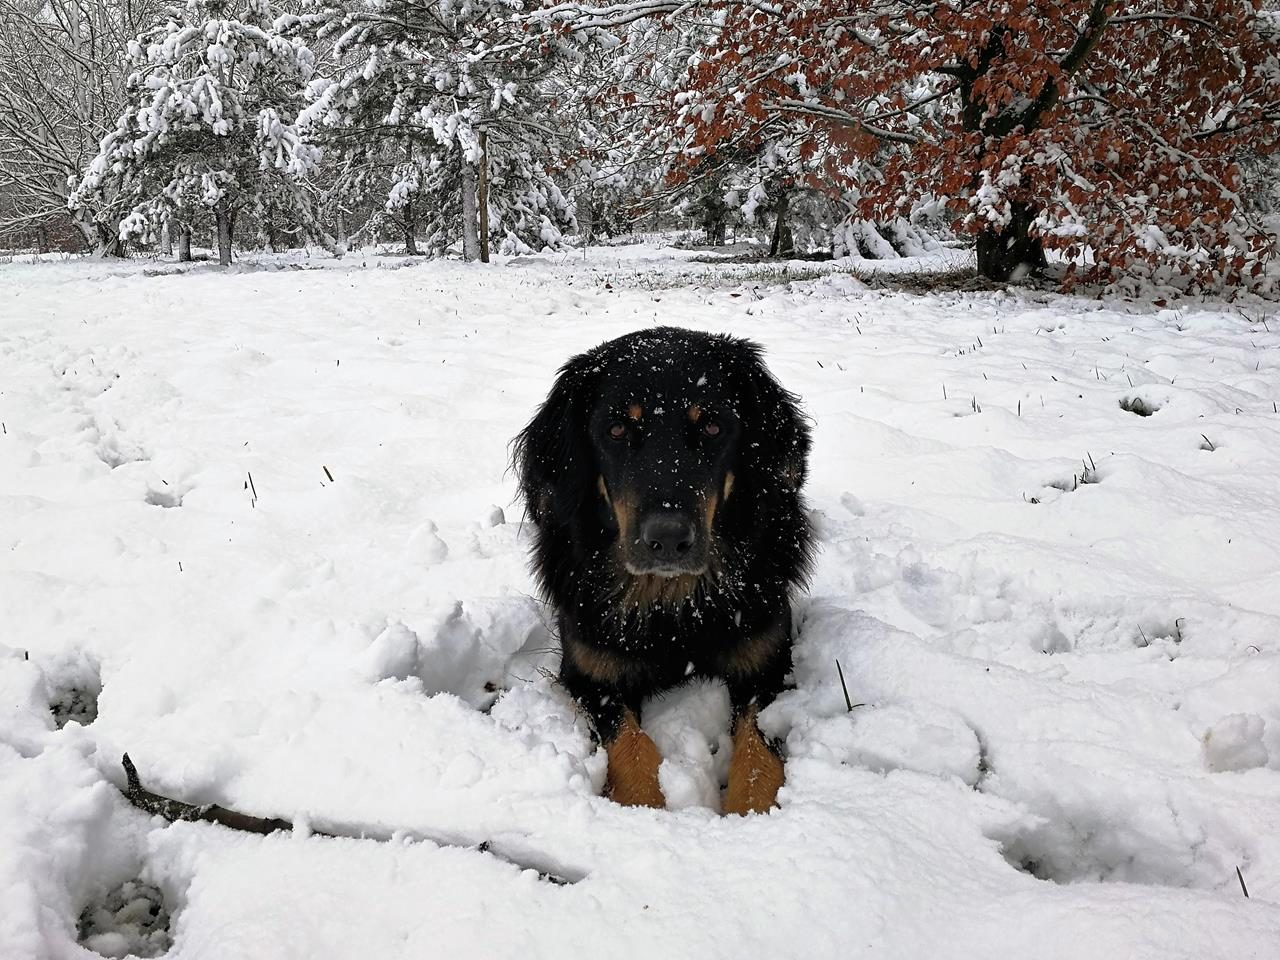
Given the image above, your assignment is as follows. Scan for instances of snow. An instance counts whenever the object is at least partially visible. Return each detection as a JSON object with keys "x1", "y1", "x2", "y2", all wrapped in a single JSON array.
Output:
[{"x1": 2, "y1": 244, "x2": 1279, "y2": 959}]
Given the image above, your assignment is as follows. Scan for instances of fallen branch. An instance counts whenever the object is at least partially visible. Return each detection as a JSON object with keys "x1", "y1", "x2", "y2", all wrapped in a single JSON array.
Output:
[{"x1": 119, "y1": 754, "x2": 579, "y2": 885}]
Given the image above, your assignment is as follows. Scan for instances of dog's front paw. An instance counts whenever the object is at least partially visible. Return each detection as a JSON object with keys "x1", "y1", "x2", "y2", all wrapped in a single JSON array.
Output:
[
  {"x1": 723, "y1": 710, "x2": 784, "y2": 816},
  {"x1": 604, "y1": 710, "x2": 666, "y2": 809}
]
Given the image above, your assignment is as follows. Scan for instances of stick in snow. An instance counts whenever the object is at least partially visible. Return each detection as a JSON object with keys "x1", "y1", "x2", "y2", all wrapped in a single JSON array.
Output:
[{"x1": 119, "y1": 754, "x2": 579, "y2": 885}]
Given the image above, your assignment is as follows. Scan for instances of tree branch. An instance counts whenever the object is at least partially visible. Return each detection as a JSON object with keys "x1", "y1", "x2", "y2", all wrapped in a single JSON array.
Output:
[
  {"x1": 767, "y1": 99, "x2": 921, "y2": 143},
  {"x1": 118, "y1": 754, "x2": 580, "y2": 885}
]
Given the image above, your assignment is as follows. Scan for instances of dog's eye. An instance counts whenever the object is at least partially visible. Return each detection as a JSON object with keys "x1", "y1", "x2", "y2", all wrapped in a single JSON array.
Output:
[
  {"x1": 608, "y1": 423, "x2": 627, "y2": 440},
  {"x1": 702, "y1": 421, "x2": 721, "y2": 438}
]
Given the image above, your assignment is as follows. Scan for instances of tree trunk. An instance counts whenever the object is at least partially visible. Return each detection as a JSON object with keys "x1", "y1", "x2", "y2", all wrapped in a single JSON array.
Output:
[
  {"x1": 769, "y1": 191, "x2": 794, "y2": 257},
  {"x1": 478, "y1": 131, "x2": 490, "y2": 263},
  {"x1": 96, "y1": 221, "x2": 124, "y2": 258},
  {"x1": 177, "y1": 226, "x2": 192, "y2": 262},
  {"x1": 404, "y1": 199, "x2": 418, "y2": 255},
  {"x1": 216, "y1": 209, "x2": 233, "y2": 266},
  {"x1": 74, "y1": 214, "x2": 125, "y2": 258},
  {"x1": 975, "y1": 201, "x2": 1046, "y2": 282},
  {"x1": 700, "y1": 175, "x2": 727, "y2": 245},
  {"x1": 460, "y1": 157, "x2": 480, "y2": 261},
  {"x1": 335, "y1": 211, "x2": 347, "y2": 256},
  {"x1": 578, "y1": 190, "x2": 594, "y2": 252},
  {"x1": 160, "y1": 219, "x2": 173, "y2": 257},
  {"x1": 710, "y1": 219, "x2": 726, "y2": 246}
]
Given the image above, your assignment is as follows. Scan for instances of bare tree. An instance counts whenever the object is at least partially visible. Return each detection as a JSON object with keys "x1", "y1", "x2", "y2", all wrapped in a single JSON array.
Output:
[{"x1": 0, "y1": 0, "x2": 163, "y2": 254}]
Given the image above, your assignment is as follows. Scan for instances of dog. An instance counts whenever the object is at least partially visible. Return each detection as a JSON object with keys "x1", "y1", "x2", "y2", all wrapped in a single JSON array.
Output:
[{"x1": 513, "y1": 327, "x2": 813, "y2": 814}]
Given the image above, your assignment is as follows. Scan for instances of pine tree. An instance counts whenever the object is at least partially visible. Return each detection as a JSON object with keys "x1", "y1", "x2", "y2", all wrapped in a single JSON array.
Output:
[
  {"x1": 300, "y1": 0, "x2": 576, "y2": 258},
  {"x1": 71, "y1": 0, "x2": 320, "y2": 264}
]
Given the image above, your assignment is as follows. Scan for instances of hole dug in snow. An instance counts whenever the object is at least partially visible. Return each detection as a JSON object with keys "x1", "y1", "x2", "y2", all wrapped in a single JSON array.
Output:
[
  {"x1": 1119, "y1": 394, "x2": 1163, "y2": 417},
  {"x1": 1040, "y1": 453, "x2": 1105, "y2": 497},
  {"x1": 144, "y1": 484, "x2": 183, "y2": 508},
  {"x1": 77, "y1": 878, "x2": 173, "y2": 959},
  {"x1": 994, "y1": 821, "x2": 1192, "y2": 889},
  {"x1": 48, "y1": 661, "x2": 102, "y2": 729},
  {"x1": 987, "y1": 786, "x2": 1221, "y2": 891}
]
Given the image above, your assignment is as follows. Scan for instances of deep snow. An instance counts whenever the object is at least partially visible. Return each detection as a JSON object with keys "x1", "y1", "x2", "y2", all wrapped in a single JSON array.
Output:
[{"x1": 2, "y1": 243, "x2": 1279, "y2": 959}]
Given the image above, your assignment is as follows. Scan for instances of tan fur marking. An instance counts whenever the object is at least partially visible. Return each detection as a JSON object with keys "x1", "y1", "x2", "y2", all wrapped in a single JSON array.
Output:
[
  {"x1": 622, "y1": 572, "x2": 701, "y2": 608},
  {"x1": 723, "y1": 705, "x2": 784, "y2": 816},
  {"x1": 721, "y1": 620, "x2": 786, "y2": 677},
  {"x1": 566, "y1": 635, "x2": 629, "y2": 684},
  {"x1": 723, "y1": 470, "x2": 735, "y2": 502},
  {"x1": 597, "y1": 474, "x2": 612, "y2": 506},
  {"x1": 702, "y1": 487, "x2": 720, "y2": 536},
  {"x1": 688, "y1": 403, "x2": 702, "y2": 423},
  {"x1": 611, "y1": 492, "x2": 635, "y2": 544},
  {"x1": 606, "y1": 710, "x2": 666, "y2": 808},
  {"x1": 627, "y1": 402, "x2": 643, "y2": 420}
]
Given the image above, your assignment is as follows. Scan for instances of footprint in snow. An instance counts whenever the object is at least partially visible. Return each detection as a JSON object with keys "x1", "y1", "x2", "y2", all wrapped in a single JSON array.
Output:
[
  {"x1": 78, "y1": 878, "x2": 172, "y2": 959},
  {"x1": 1202, "y1": 714, "x2": 1270, "y2": 773},
  {"x1": 95, "y1": 431, "x2": 149, "y2": 470},
  {"x1": 47, "y1": 657, "x2": 102, "y2": 730},
  {"x1": 144, "y1": 484, "x2": 183, "y2": 508}
]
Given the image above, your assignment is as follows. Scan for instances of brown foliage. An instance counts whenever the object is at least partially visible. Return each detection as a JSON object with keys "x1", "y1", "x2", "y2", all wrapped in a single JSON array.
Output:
[{"x1": 667, "y1": 0, "x2": 1280, "y2": 289}]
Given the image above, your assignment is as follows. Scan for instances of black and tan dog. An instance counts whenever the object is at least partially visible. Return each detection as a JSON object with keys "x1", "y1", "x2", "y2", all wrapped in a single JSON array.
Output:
[{"x1": 513, "y1": 327, "x2": 813, "y2": 814}]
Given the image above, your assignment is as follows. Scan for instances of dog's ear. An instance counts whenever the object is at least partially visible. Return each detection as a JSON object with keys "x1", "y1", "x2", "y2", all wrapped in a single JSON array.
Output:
[
  {"x1": 512, "y1": 352, "x2": 598, "y2": 525},
  {"x1": 743, "y1": 343, "x2": 810, "y2": 494}
]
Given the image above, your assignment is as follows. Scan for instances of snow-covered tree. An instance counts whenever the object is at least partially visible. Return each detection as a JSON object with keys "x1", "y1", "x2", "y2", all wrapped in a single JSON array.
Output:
[
  {"x1": 299, "y1": 0, "x2": 576, "y2": 258},
  {"x1": 663, "y1": 0, "x2": 1280, "y2": 289},
  {"x1": 540, "y1": 4, "x2": 878, "y2": 255},
  {"x1": 71, "y1": 0, "x2": 320, "y2": 265},
  {"x1": 0, "y1": 0, "x2": 167, "y2": 254}
]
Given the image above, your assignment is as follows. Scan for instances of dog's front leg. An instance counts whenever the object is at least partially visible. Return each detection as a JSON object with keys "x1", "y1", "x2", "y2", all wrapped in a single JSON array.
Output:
[
  {"x1": 561, "y1": 649, "x2": 666, "y2": 809},
  {"x1": 723, "y1": 704, "x2": 785, "y2": 816},
  {"x1": 723, "y1": 639, "x2": 789, "y2": 816},
  {"x1": 603, "y1": 707, "x2": 666, "y2": 809}
]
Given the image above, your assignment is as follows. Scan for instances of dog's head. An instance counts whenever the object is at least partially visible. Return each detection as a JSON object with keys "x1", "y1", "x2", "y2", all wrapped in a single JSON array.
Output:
[{"x1": 514, "y1": 327, "x2": 809, "y2": 592}]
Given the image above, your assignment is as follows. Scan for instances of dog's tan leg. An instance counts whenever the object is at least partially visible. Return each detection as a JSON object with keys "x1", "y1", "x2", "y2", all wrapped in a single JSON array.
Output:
[
  {"x1": 723, "y1": 706, "x2": 784, "y2": 816},
  {"x1": 605, "y1": 709, "x2": 666, "y2": 809}
]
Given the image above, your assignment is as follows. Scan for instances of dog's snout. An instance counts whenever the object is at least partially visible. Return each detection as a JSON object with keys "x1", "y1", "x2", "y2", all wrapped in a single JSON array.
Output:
[{"x1": 640, "y1": 513, "x2": 696, "y2": 558}]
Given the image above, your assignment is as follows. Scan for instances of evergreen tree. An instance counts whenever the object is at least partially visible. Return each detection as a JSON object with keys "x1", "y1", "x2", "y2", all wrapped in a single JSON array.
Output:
[
  {"x1": 72, "y1": 0, "x2": 320, "y2": 264},
  {"x1": 299, "y1": 0, "x2": 575, "y2": 258}
]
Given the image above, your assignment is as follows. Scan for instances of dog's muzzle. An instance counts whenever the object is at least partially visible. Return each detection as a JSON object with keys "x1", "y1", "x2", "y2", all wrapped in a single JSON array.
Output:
[{"x1": 626, "y1": 510, "x2": 706, "y2": 576}]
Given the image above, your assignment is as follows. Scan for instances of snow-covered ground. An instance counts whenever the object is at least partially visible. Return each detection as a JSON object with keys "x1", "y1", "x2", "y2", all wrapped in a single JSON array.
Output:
[{"x1": 2, "y1": 244, "x2": 1279, "y2": 959}]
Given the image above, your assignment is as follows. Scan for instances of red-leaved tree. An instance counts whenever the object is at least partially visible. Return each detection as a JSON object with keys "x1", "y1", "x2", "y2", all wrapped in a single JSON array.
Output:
[{"x1": 652, "y1": 0, "x2": 1280, "y2": 289}]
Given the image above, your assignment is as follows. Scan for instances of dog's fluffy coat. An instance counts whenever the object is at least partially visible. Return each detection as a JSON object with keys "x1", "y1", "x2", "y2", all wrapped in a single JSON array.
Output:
[{"x1": 513, "y1": 327, "x2": 813, "y2": 812}]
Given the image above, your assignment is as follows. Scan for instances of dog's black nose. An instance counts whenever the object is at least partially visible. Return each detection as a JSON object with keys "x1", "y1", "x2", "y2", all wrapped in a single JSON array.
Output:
[{"x1": 640, "y1": 513, "x2": 696, "y2": 558}]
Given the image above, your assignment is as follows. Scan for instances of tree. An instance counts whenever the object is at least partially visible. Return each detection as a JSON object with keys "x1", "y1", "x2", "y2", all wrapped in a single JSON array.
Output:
[
  {"x1": 300, "y1": 0, "x2": 576, "y2": 259},
  {"x1": 544, "y1": 1, "x2": 940, "y2": 257},
  {"x1": 656, "y1": 0, "x2": 1280, "y2": 289},
  {"x1": 0, "y1": 0, "x2": 166, "y2": 254},
  {"x1": 71, "y1": 0, "x2": 320, "y2": 265}
]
